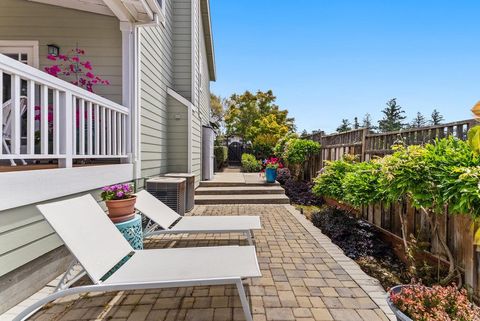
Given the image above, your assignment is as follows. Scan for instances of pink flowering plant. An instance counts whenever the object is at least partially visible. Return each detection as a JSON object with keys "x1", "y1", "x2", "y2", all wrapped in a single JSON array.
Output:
[
  {"x1": 263, "y1": 157, "x2": 283, "y2": 170},
  {"x1": 389, "y1": 283, "x2": 480, "y2": 320},
  {"x1": 44, "y1": 48, "x2": 110, "y2": 92},
  {"x1": 101, "y1": 184, "x2": 134, "y2": 201}
]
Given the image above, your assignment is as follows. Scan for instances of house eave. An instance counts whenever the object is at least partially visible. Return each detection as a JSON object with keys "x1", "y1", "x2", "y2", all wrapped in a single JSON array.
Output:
[{"x1": 200, "y1": 0, "x2": 216, "y2": 81}]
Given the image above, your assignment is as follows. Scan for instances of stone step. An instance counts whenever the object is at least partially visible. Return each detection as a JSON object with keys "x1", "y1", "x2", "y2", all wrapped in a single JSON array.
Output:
[
  {"x1": 194, "y1": 194, "x2": 290, "y2": 205},
  {"x1": 195, "y1": 186, "x2": 285, "y2": 195},
  {"x1": 199, "y1": 181, "x2": 280, "y2": 188}
]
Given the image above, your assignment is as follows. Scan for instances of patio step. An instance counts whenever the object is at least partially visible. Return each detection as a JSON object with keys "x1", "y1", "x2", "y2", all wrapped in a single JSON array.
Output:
[
  {"x1": 199, "y1": 181, "x2": 280, "y2": 188},
  {"x1": 195, "y1": 186, "x2": 285, "y2": 195},
  {"x1": 194, "y1": 194, "x2": 290, "y2": 205}
]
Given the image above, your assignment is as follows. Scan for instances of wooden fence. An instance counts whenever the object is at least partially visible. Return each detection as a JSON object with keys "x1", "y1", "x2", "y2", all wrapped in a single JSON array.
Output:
[
  {"x1": 305, "y1": 119, "x2": 480, "y2": 297},
  {"x1": 305, "y1": 119, "x2": 477, "y2": 179}
]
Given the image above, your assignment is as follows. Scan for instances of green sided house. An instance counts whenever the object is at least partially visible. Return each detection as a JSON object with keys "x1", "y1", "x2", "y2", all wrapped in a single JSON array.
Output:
[{"x1": 0, "y1": 0, "x2": 216, "y2": 313}]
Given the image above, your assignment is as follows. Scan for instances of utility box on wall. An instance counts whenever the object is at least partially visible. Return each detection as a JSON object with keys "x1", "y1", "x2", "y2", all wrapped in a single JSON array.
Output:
[{"x1": 202, "y1": 126, "x2": 215, "y2": 181}]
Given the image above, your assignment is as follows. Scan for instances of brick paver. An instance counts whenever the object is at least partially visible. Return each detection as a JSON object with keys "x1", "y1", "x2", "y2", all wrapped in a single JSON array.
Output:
[{"x1": 29, "y1": 205, "x2": 391, "y2": 321}]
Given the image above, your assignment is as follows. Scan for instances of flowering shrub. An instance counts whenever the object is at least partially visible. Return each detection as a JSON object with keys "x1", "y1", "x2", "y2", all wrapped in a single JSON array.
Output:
[
  {"x1": 276, "y1": 168, "x2": 291, "y2": 185},
  {"x1": 45, "y1": 48, "x2": 110, "y2": 92},
  {"x1": 101, "y1": 184, "x2": 134, "y2": 201},
  {"x1": 389, "y1": 283, "x2": 480, "y2": 320},
  {"x1": 263, "y1": 157, "x2": 283, "y2": 170}
]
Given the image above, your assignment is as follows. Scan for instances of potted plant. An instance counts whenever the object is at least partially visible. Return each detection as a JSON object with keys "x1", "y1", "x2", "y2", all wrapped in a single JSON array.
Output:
[
  {"x1": 101, "y1": 183, "x2": 136, "y2": 223},
  {"x1": 387, "y1": 283, "x2": 480, "y2": 321},
  {"x1": 264, "y1": 157, "x2": 282, "y2": 183}
]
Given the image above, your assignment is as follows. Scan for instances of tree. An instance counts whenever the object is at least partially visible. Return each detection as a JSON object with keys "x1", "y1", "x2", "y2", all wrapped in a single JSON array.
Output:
[
  {"x1": 249, "y1": 114, "x2": 291, "y2": 157},
  {"x1": 430, "y1": 109, "x2": 444, "y2": 125},
  {"x1": 336, "y1": 119, "x2": 351, "y2": 133},
  {"x1": 410, "y1": 112, "x2": 427, "y2": 128},
  {"x1": 224, "y1": 90, "x2": 295, "y2": 147},
  {"x1": 353, "y1": 117, "x2": 360, "y2": 129},
  {"x1": 378, "y1": 98, "x2": 406, "y2": 132},
  {"x1": 300, "y1": 129, "x2": 309, "y2": 138},
  {"x1": 210, "y1": 93, "x2": 225, "y2": 132},
  {"x1": 362, "y1": 113, "x2": 376, "y2": 131}
]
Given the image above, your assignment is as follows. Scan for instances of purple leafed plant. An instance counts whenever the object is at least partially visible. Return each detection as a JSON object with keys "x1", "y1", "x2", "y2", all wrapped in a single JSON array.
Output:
[{"x1": 101, "y1": 183, "x2": 134, "y2": 201}]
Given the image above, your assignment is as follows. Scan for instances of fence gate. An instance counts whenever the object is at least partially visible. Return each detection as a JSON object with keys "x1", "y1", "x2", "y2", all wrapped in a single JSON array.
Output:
[{"x1": 228, "y1": 142, "x2": 243, "y2": 166}]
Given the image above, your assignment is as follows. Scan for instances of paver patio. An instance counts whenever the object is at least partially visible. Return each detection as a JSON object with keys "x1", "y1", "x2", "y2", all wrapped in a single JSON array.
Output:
[{"x1": 27, "y1": 204, "x2": 393, "y2": 321}]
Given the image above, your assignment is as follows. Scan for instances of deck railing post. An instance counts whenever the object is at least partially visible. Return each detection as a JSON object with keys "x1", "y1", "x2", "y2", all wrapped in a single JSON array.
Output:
[{"x1": 59, "y1": 91, "x2": 73, "y2": 168}]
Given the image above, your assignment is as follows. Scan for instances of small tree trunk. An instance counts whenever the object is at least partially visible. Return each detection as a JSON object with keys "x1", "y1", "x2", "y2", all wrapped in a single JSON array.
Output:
[
  {"x1": 397, "y1": 207, "x2": 417, "y2": 277},
  {"x1": 420, "y1": 206, "x2": 458, "y2": 285}
]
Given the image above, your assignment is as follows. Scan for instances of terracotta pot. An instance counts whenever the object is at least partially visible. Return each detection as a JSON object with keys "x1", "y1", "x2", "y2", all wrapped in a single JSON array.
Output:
[{"x1": 106, "y1": 196, "x2": 136, "y2": 223}]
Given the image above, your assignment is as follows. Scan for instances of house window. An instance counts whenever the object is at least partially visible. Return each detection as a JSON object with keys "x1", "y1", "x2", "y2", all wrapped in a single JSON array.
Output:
[
  {"x1": 0, "y1": 41, "x2": 39, "y2": 102},
  {"x1": 0, "y1": 40, "x2": 39, "y2": 68}
]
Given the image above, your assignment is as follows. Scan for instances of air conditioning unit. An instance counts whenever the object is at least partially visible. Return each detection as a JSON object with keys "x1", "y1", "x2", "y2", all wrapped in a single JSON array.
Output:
[
  {"x1": 145, "y1": 177, "x2": 186, "y2": 215},
  {"x1": 164, "y1": 173, "x2": 195, "y2": 212}
]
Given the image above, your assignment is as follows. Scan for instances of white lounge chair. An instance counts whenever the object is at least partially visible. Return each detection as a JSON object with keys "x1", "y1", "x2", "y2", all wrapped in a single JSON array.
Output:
[
  {"x1": 135, "y1": 190, "x2": 262, "y2": 245},
  {"x1": 14, "y1": 195, "x2": 261, "y2": 321}
]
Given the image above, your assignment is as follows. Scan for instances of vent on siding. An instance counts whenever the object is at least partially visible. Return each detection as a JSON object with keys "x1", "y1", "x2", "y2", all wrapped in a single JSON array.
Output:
[{"x1": 145, "y1": 177, "x2": 186, "y2": 215}]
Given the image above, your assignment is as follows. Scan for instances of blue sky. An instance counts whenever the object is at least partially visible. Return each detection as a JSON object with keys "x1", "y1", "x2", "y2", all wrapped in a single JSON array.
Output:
[{"x1": 209, "y1": 0, "x2": 480, "y2": 133}]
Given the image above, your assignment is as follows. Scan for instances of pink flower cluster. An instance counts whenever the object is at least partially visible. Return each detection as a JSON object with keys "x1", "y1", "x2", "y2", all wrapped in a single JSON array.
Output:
[
  {"x1": 44, "y1": 48, "x2": 110, "y2": 93},
  {"x1": 390, "y1": 283, "x2": 480, "y2": 320},
  {"x1": 101, "y1": 183, "x2": 134, "y2": 201},
  {"x1": 263, "y1": 157, "x2": 283, "y2": 170}
]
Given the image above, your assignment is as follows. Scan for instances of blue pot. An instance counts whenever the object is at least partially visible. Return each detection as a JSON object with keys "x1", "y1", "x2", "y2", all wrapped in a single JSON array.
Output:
[{"x1": 265, "y1": 168, "x2": 277, "y2": 183}]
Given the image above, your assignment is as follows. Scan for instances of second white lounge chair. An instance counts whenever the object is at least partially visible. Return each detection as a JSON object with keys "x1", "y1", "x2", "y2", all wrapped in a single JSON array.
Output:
[
  {"x1": 13, "y1": 194, "x2": 261, "y2": 321},
  {"x1": 135, "y1": 190, "x2": 262, "y2": 245}
]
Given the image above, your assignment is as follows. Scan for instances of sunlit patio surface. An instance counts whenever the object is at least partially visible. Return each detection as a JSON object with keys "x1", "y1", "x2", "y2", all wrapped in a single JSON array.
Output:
[{"x1": 23, "y1": 204, "x2": 394, "y2": 321}]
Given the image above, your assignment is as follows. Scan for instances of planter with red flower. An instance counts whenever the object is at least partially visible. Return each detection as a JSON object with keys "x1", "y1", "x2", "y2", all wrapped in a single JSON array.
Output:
[
  {"x1": 387, "y1": 283, "x2": 480, "y2": 321},
  {"x1": 263, "y1": 157, "x2": 283, "y2": 183},
  {"x1": 101, "y1": 184, "x2": 136, "y2": 223}
]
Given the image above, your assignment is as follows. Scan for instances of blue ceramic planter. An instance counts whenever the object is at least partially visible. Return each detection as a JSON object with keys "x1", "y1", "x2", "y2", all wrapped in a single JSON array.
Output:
[{"x1": 265, "y1": 168, "x2": 277, "y2": 183}]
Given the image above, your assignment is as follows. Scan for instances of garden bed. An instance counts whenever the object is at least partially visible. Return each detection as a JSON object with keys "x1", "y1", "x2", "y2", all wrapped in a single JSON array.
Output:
[{"x1": 311, "y1": 206, "x2": 409, "y2": 289}]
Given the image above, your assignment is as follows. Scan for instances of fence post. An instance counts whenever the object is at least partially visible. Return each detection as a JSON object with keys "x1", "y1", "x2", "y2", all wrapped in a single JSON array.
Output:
[
  {"x1": 59, "y1": 92, "x2": 73, "y2": 168},
  {"x1": 360, "y1": 128, "x2": 368, "y2": 161}
]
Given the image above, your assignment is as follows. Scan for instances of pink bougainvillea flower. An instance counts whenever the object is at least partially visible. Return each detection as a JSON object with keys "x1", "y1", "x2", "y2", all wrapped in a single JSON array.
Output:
[
  {"x1": 72, "y1": 56, "x2": 79, "y2": 62},
  {"x1": 83, "y1": 61, "x2": 92, "y2": 70},
  {"x1": 57, "y1": 54, "x2": 67, "y2": 61},
  {"x1": 47, "y1": 54, "x2": 57, "y2": 61},
  {"x1": 85, "y1": 72, "x2": 94, "y2": 79}
]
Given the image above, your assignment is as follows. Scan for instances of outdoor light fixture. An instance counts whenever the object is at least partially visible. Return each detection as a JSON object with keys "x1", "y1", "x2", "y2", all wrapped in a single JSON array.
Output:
[{"x1": 47, "y1": 44, "x2": 60, "y2": 56}]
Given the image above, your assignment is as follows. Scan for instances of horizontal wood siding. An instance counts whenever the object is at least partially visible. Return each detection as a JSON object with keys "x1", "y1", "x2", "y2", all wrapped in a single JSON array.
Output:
[
  {"x1": 172, "y1": 0, "x2": 192, "y2": 100},
  {"x1": 167, "y1": 96, "x2": 188, "y2": 172},
  {"x1": 198, "y1": 10, "x2": 211, "y2": 125},
  {"x1": 0, "y1": 0, "x2": 122, "y2": 103},
  {"x1": 139, "y1": 0, "x2": 174, "y2": 179},
  {"x1": 192, "y1": 111, "x2": 202, "y2": 185}
]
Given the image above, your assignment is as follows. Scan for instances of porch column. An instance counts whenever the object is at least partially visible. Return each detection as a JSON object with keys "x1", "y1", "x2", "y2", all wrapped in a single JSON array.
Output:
[{"x1": 120, "y1": 21, "x2": 141, "y2": 179}]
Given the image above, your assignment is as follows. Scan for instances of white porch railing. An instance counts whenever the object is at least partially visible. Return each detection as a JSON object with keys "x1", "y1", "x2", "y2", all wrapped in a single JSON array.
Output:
[{"x1": 0, "y1": 54, "x2": 129, "y2": 167}]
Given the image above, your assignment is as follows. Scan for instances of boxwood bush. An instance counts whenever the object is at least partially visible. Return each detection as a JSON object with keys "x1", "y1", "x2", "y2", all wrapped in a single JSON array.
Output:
[
  {"x1": 241, "y1": 153, "x2": 262, "y2": 172},
  {"x1": 214, "y1": 146, "x2": 228, "y2": 170}
]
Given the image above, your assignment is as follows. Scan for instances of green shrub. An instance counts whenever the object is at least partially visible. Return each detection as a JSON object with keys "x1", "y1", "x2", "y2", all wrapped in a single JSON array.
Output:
[
  {"x1": 342, "y1": 161, "x2": 382, "y2": 207},
  {"x1": 283, "y1": 138, "x2": 321, "y2": 165},
  {"x1": 214, "y1": 146, "x2": 228, "y2": 169},
  {"x1": 312, "y1": 155, "x2": 356, "y2": 200},
  {"x1": 241, "y1": 153, "x2": 262, "y2": 172}
]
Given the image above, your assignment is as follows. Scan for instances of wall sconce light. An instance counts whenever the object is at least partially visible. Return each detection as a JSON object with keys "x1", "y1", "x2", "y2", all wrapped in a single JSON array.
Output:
[{"x1": 47, "y1": 44, "x2": 60, "y2": 56}]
